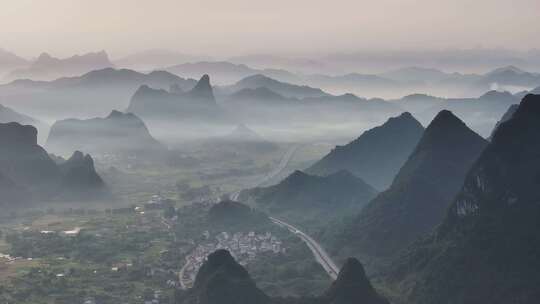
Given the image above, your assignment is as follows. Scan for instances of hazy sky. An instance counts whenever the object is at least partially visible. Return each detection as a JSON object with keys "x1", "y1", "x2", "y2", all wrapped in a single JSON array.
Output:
[{"x1": 1, "y1": 0, "x2": 539, "y2": 58}]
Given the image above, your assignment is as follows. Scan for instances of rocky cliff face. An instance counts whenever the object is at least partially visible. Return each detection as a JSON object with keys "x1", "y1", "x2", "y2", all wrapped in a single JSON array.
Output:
[
  {"x1": 388, "y1": 94, "x2": 540, "y2": 304},
  {"x1": 337, "y1": 110, "x2": 487, "y2": 259},
  {"x1": 0, "y1": 122, "x2": 109, "y2": 204}
]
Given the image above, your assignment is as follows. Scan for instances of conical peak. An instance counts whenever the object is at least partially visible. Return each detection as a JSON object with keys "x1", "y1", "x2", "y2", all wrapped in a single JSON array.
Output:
[{"x1": 335, "y1": 257, "x2": 369, "y2": 283}]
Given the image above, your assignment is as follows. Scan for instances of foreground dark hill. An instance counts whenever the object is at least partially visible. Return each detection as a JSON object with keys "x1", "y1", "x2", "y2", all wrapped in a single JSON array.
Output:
[
  {"x1": 176, "y1": 249, "x2": 388, "y2": 304},
  {"x1": 46, "y1": 110, "x2": 164, "y2": 156},
  {"x1": 240, "y1": 170, "x2": 377, "y2": 226},
  {"x1": 307, "y1": 112, "x2": 424, "y2": 190},
  {"x1": 319, "y1": 258, "x2": 389, "y2": 304},
  {"x1": 177, "y1": 249, "x2": 271, "y2": 304},
  {"x1": 489, "y1": 103, "x2": 518, "y2": 139},
  {"x1": 388, "y1": 94, "x2": 540, "y2": 304},
  {"x1": 336, "y1": 110, "x2": 487, "y2": 260},
  {"x1": 0, "y1": 122, "x2": 108, "y2": 205}
]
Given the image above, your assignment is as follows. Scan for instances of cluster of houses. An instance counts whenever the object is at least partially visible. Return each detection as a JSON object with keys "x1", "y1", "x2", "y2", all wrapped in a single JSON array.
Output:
[{"x1": 180, "y1": 231, "x2": 285, "y2": 288}]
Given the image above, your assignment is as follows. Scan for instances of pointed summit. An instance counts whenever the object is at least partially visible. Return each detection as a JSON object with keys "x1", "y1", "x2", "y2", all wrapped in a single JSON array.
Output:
[
  {"x1": 240, "y1": 170, "x2": 377, "y2": 227},
  {"x1": 389, "y1": 94, "x2": 540, "y2": 304},
  {"x1": 182, "y1": 249, "x2": 270, "y2": 304},
  {"x1": 322, "y1": 258, "x2": 389, "y2": 304},
  {"x1": 337, "y1": 110, "x2": 487, "y2": 258},
  {"x1": 307, "y1": 112, "x2": 424, "y2": 190},
  {"x1": 189, "y1": 74, "x2": 215, "y2": 101},
  {"x1": 59, "y1": 151, "x2": 105, "y2": 190}
]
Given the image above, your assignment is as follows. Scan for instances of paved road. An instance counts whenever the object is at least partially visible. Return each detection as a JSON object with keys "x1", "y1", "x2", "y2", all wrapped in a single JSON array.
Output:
[
  {"x1": 178, "y1": 258, "x2": 191, "y2": 289},
  {"x1": 270, "y1": 217, "x2": 339, "y2": 280},
  {"x1": 229, "y1": 144, "x2": 299, "y2": 201},
  {"x1": 178, "y1": 145, "x2": 299, "y2": 289}
]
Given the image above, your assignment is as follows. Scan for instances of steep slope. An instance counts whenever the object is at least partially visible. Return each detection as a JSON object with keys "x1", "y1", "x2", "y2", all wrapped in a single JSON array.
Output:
[
  {"x1": 59, "y1": 151, "x2": 105, "y2": 189},
  {"x1": 46, "y1": 110, "x2": 164, "y2": 156},
  {"x1": 240, "y1": 170, "x2": 377, "y2": 226},
  {"x1": 307, "y1": 112, "x2": 424, "y2": 190},
  {"x1": 178, "y1": 249, "x2": 271, "y2": 304},
  {"x1": 488, "y1": 103, "x2": 518, "y2": 140},
  {"x1": 0, "y1": 122, "x2": 61, "y2": 188},
  {"x1": 387, "y1": 94, "x2": 540, "y2": 304},
  {"x1": 320, "y1": 258, "x2": 389, "y2": 304},
  {"x1": 0, "y1": 122, "x2": 108, "y2": 203},
  {"x1": 337, "y1": 110, "x2": 487, "y2": 259}
]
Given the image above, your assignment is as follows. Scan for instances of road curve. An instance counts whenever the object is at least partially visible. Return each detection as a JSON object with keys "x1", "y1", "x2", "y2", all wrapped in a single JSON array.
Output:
[
  {"x1": 270, "y1": 217, "x2": 339, "y2": 280},
  {"x1": 229, "y1": 144, "x2": 299, "y2": 201}
]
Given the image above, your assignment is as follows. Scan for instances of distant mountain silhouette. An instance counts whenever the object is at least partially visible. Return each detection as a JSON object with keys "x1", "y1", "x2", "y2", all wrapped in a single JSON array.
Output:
[
  {"x1": 240, "y1": 170, "x2": 377, "y2": 226},
  {"x1": 127, "y1": 74, "x2": 228, "y2": 124},
  {"x1": 224, "y1": 124, "x2": 264, "y2": 142},
  {"x1": 228, "y1": 87, "x2": 288, "y2": 103},
  {"x1": 224, "y1": 74, "x2": 329, "y2": 99},
  {"x1": 0, "y1": 122, "x2": 108, "y2": 204},
  {"x1": 387, "y1": 94, "x2": 540, "y2": 304},
  {"x1": 307, "y1": 112, "x2": 424, "y2": 190},
  {"x1": 165, "y1": 61, "x2": 299, "y2": 85},
  {"x1": 390, "y1": 94, "x2": 445, "y2": 113},
  {"x1": 178, "y1": 249, "x2": 271, "y2": 304},
  {"x1": 417, "y1": 90, "x2": 520, "y2": 137},
  {"x1": 0, "y1": 68, "x2": 197, "y2": 120},
  {"x1": 6, "y1": 51, "x2": 113, "y2": 81},
  {"x1": 337, "y1": 110, "x2": 487, "y2": 260},
  {"x1": 320, "y1": 258, "x2": 389, "y2": 304},
  {"x1": 20, "y1": 67, "x2": 196, "y2": 90},
  {"x1": 477, "y1": 65, "x2": 540, "y2": 89},
  {"x1": 0, "y1": 48, "x2": 28, "y2": 71},
  {"x1": 114, "y1": 49, "x2": 210, "y2": 70},
  {"x1": 380, "y1": 66, "x2": 454, "y2": 83},
  {"x1": 46, "y1": 110, "x2": 164, "y2": 156}
]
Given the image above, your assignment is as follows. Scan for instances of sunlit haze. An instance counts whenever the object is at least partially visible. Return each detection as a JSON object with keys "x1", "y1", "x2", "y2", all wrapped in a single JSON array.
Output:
[{"x1": 1, "y1": 0, "x2": 540, "y2": 58}]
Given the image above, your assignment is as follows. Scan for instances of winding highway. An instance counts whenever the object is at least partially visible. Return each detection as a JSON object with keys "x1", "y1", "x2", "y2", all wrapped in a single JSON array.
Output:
[
  {"x1": 229, "y1": 144, "x2": 299, "y2": 201},
  {"x1": 270, "y1": 217, "x2": 339, "y2": 280},
  {"x1": 178, "y1": 143, "x2": 339, "y2": 288}
]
